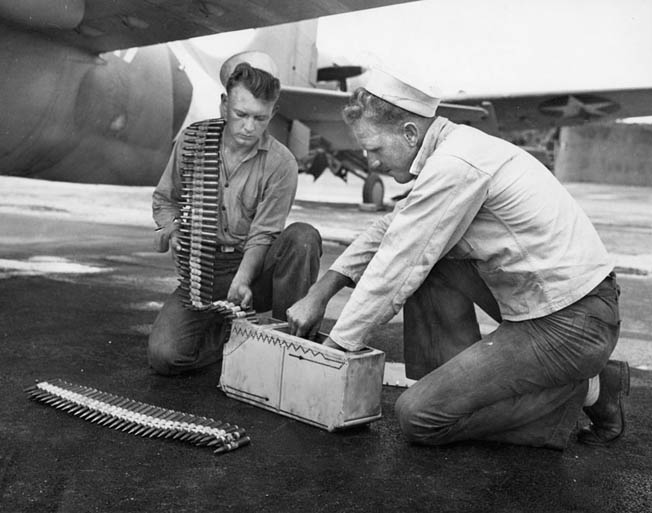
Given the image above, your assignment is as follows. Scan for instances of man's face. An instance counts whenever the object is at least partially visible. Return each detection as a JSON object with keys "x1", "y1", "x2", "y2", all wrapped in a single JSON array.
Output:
[
  {"x1": 222, "y1": 84, "x2": 277, "y2": 148},
  {"x1": 351, "y1": 118, "x2": 418, "y2": 184}
]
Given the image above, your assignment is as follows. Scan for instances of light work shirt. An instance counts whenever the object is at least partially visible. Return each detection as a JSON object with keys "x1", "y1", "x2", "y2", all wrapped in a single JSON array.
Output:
[
  {"x1": 329, "y1": 118, "x2": 614, "y2": 351},
  {"x1": 153, "y1": 123, "x2": 298, "y2": 252}
]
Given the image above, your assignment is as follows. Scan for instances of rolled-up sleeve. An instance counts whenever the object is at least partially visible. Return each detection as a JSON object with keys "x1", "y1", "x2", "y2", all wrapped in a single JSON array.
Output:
[
  {"x1": 152, "y1": 138, "x2": 182, "y2": 230},
  {"x1": 329, "y1": 155, "x2": 491, "y2": 351},
  {"x1": 244, "y1": 154, "x2": 298, "y2": 251}
]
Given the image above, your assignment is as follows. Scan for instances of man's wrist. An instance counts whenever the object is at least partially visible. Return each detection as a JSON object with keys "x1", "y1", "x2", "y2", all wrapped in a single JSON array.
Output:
[
  {"x1": 309, "y1": 270, "x2": 350, "y2": 303},
  {"x1": 231, "y1": 276, "x2": 251, "y2": 289}
]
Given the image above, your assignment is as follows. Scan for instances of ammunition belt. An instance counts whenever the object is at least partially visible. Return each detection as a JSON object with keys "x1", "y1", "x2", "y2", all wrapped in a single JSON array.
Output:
[
  {"x1": 176, "y1": 119, "x2": 256, "y2": 322},
  {"x1": 177, "y1": 118, "x2": 225, "y2": 310},
  {"x1": 176, "y1": 120, "x2": 226, "y2": 309},
  {"x1": 26, "y1": 379, "x2": 249, "y2": 454}
]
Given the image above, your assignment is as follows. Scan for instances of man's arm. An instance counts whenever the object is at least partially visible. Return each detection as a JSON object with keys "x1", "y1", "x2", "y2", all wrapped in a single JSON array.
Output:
[
  {"x1": 329, "y1": 156, "x2": 491, "y2": 351},
  {"x1": 329, "y1": 207, "x2": 396, "y2": 283},
  {"x1": 286, "y1": 270, "x2": 353, "y2": 340},
  {"x1": 243, "y1": 152, "x2": 298, "y2": 250},
  {"x1": 229, "y1": 149, "x2": 298, "y2": 306},
  {"x1": 285, "y1": 205, "x2": 398, "y2": 346},
  {"x1": 152, "y1": 139, "x2": 182, "y2": 253},
  {"x1": 227, "y1": 245, "x2": 268, "y2": 308}
]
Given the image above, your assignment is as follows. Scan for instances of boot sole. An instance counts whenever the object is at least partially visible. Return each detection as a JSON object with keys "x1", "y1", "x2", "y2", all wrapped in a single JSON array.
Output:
[{"x1": 578, "y1": 360, "x2": 630, "y2": 446}]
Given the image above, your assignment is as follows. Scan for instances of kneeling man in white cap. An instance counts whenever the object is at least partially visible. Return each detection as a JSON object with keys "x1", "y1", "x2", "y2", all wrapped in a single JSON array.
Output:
[
  {"x1": 149, "y1": 51, "x2": 321, "y2": 376},
  {"x1": 287, "y1": 68, "x2": 628, "y2": 450}
]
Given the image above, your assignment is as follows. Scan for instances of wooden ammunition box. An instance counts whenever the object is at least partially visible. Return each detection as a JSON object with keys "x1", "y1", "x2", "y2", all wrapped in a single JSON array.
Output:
[{"x1": 220, "y1": 318, "x2": 385, "y2": 431}]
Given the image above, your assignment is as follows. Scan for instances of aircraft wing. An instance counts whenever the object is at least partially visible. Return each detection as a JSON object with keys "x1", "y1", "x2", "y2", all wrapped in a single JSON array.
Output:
[
  {"x1": 278, "y1": 86, "x2": 497, "y2": 150},
  {"x1": 277, "y1": 86, "x2": 351, "y2": 149},
  {"x1": 0, "y1": 0, "x2": 417, "y2": 54},
  {"x1": 279, "y1": 85, "x2": 652, "y2": 152},
  {"x1": 449, "y1": 87, "x2": 652, "y2": 132}
]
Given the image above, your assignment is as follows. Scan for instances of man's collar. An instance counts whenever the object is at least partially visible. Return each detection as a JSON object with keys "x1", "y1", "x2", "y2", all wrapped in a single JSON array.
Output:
[
  {"x1": 222, "y1": 127, "x2": 273, "y2": 163},
  {"x1": 219, "y1": 115, "x2": 273, "y2": 153},
  {"x1": 408, "y1": 117, "x2": 453, "y2": 176},
  {"x1": 240, "y1": 130, "x2": 272, "y2": 163},
  {"x1": 240, "y1": 130, "x2": 273, "y2": 156},
  {"x1": 257, "y1": 130, "x2": 273, "y2": 151}
]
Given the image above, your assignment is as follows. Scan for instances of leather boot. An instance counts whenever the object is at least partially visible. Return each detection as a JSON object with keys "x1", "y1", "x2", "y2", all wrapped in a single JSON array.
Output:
[{"x1": 578, "y1": 360, "x2": 630, "y2": 446}]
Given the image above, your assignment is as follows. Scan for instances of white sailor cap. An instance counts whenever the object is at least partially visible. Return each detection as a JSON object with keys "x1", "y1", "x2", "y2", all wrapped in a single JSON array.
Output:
[
  {"x1": 219, "y1": 51, "x2": 279, "y2": 87},
  {"x1": 364, "y1": 68, "x2": 440, "y2": 118}
]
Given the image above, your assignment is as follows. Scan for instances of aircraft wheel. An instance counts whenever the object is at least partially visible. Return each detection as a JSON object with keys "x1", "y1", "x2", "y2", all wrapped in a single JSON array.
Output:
[{"x1": 362, "y1": 172, "x2": 384, "y2": 209}]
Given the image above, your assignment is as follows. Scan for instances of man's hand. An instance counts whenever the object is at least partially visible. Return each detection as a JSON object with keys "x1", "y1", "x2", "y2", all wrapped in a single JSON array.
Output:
[
  {"x1": 287, "y1": 270, "x2": 353, "y2": 340},
  {"x1": 169, "y1": 231, "x2": 181, "y2": 254},
  {"x1": 286, "y1": 293, "x2": 327, "y2": 340},
  {"x1": 169, "y1": 230, "x2": 184, "y2": 271},
  {"x1": 227, "y1": 280, "x2": 253, "y2": 309},
  {"x1": 154, "y1": 219, "x2": 181, "y2": 254},
  {"x1": 226, "y1": 245, "x2": 268, "y2": 310}
]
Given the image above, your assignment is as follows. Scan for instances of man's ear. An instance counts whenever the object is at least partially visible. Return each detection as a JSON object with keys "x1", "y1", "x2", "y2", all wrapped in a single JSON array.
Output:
[{"x1": 402, "y1": 122, "x2": 420, "y2": 147}]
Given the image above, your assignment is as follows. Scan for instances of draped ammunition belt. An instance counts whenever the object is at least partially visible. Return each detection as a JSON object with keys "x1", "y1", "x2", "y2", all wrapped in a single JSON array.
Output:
[
  {"x1": 177, "y1": 118, "x2": 226, "y2": 311},
  {"x1": 25, "y1": 379, "x2": 250, "y2": 454},
  {"x1": 175, "y1": 120, "x2": 256, "y2": 322}
]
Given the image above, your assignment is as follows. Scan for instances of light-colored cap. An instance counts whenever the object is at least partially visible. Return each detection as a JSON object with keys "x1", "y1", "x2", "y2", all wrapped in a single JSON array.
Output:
[
  {"x1": 219, "y1": 51, "x2": 279, "y2": 86},
  {"x1": 364, "y1": 68, "x2": 440, "y2": 117}
]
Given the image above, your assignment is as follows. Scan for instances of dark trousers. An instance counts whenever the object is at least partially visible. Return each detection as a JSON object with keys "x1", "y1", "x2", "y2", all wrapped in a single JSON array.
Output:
[
  {"x1": 148, "y1": 222, "x2": 322, "y2": 375},
  {"x1": 396, "y1": 259, "x2": 620, "y2": 449}
]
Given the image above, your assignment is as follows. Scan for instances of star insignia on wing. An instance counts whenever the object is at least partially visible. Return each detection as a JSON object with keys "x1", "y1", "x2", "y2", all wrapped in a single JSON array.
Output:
[{"x1": 539, "y1": 94, "x2": 620, "y2": 120}]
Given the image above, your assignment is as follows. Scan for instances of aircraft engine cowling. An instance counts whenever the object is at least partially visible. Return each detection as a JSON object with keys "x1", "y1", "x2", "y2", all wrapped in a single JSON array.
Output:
[
  {"x1": 75, "y1": 58, "x2": 130, "y2": 138},
  {"x1": 0, "y1": 24, "x2": 192, "y2": 186}
]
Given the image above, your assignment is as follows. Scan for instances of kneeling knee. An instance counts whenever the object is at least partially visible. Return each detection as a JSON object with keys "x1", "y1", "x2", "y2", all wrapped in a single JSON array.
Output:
[
  {"x1": 147, "y1": 343, "x2": 177, "y2": 376},
  {"x1": 395, "y1": 391, "x2": 453, "y2": 445},
  {"x1": 283, "y1": 222, "x2": 322, "y2": 251},
  {"x1": 395, "y1": 392, "x2": 424, "y2": 443}
]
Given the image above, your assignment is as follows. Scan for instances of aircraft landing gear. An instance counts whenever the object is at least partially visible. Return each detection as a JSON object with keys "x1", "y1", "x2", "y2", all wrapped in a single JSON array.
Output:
[{"x1": 361, "y1": 172, "x2": 385, "y2": 210}]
